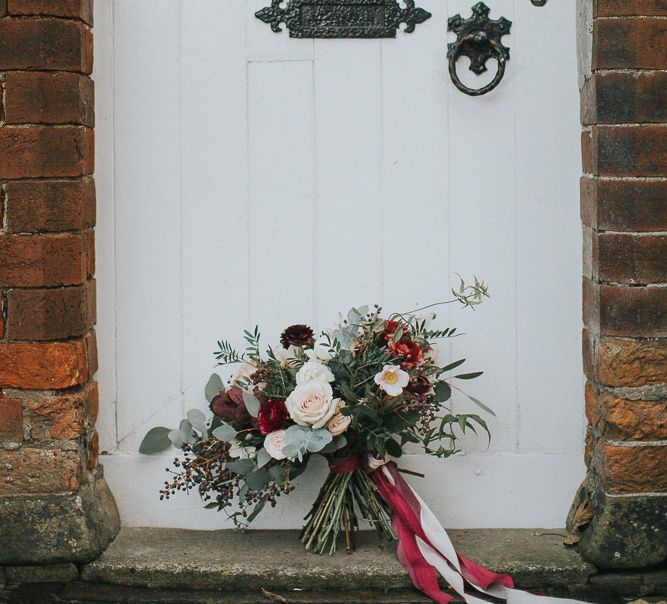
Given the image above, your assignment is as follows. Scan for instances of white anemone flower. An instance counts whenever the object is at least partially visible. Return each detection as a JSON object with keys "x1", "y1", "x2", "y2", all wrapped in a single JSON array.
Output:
[{"x1": 374, "y1": 365, "x2": 409, "y2": 397}]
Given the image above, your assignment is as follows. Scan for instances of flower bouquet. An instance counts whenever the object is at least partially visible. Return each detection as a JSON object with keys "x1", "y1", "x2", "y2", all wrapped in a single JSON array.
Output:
[
  {"x1": 141, "y1": 278, "x2": 492, "y2": 557},
  {"x1": 141, "y1": 279, "x2": 590, "y2": 604}
]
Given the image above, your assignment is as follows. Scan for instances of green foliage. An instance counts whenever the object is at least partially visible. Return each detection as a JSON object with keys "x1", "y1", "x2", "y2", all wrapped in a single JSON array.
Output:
[
  {"x1": 204, "y1": 374, "x2": 223, "y2": 402},
  {"x1": 139, "y1": 427, "x2": 172, "y2": 454}
]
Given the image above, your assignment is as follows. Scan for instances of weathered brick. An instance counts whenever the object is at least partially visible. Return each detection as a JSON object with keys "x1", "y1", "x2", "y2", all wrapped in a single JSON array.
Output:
[
  {"x1": 582, "y1": 130, "x2": 593, "y2": 175},
  {"x1": 600, "y1": 285, "x2": 667, "y2": 337},
  {"x1": 593, "y1": 18, "x2": 667, "y2": 70},
  {"x1": 584, "y1": 279, "x2": 667, "y2": 337},
  {"x1": 26, "y1": 382, "x2": 96, "y2": 442},
  {"x1": 6, "y1": 280, "x2": 96, "y2": 341},
  {"x1": 0, "y1": 18, "x2": 92, "y2": 73},
  {"x1": 4, "y1": 72, "x2": 93, "y2": 126},
  {"x1": 0, "y1": 294, "x2": 5, "y2": 339},
  {"x1": 0, "y1": 340, "x2": 90, "y2": 389},
  {"x1": 7, "y1": 0, "x2": 93, "y2": 24},
  {"x1": 593, "y1": 232, "x2": 667, "y2": 285},
  {"x1": 85, "y1": 330, "x2": 97, "y2": 375},
  {"x1": 84, "y1": 229, "x2": 95, "y2": 278},
  {"x1": 595, "y1": 0, "x2": 667, "y2": 17},
  {"x1": 0, "y1": 126, "x2": 93, "y2": 179},
  {"x1": 586, "y1": 383, "x2": 667, "y2": 440},
  {"x1": 597, "y1": 442, "x2": 667, "y2": 494},
  {"x1": 0, "y1": 399, "x2": 23, "y2": 443},
  {"x1": 0, "y1": 234, "x2": 90, "y2": 287},
  {"x1": 581, "y1": 177, "x2": 667, "y2": 232},
  {"x1": 4, "y1": 178, "x2": 95, "y2": 234},
  {"x1": 0, "y1": 448, "x2": 80, "y2": 495},
  {"x1": 590, "y1": 126, "x2": 667, "y2": 177},
  {"x1": 87, "y1": 430, "x2": 98, "y2": 471},
  {"x1": 582, "y1": 72, "x2": 667, "y2": 125},
  {"x1": 596, "y1": 337, "x2": 667, "y2": 387}
]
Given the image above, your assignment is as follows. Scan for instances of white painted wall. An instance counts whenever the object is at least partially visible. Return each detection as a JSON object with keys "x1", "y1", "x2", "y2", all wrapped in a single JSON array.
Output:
[{"x1": 94, "y1": 0, "x2": 585, "y2": 529}]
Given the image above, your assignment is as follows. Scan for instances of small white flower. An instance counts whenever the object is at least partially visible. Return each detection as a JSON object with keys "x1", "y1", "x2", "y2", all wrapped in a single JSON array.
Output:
[
  {"x1": 286, "y1": 380, "x2": 338, "y2": 429},
  {"x1": 327, "y1": 402, "x2": 351, "y2": 437},
  {"x1": 306, "y1": 335, "x2": 334, "y2": 361},
  {"x1": 264, "y1": 430, "x2": 287, "y2": 460},
  {"x1": 374, "y1": 365, "x2": 409, "y2": 397},
  {"x1": 274, "y1": 345, "x2": 299, "y2": 368},
  {"x1": 296, "y1": 359, "x2": 335, "y2": 385}
]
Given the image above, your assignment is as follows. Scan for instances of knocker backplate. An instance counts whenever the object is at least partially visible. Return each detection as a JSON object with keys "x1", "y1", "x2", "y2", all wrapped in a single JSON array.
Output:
[{"x1": 256, "y1": 0, "x2": 431, "y2": 39}]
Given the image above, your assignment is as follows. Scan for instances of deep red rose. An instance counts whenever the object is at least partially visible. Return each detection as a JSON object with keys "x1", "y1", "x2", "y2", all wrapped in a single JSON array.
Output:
[
  {"x1": 258, "y1": 399, "x2": 289, "y2": 435},
  {"x1": 406, "y1": 376, "x2": 433, "y2": 400},
  {"x1": 280, "y1": 324, "x2": 315, "y2": 348},
  {"x1": 388, "y1": 337, "x2": 424, "y2": 368},
  {"x1": 210, "y1": 386, "x2": 251, "y2": 426}
]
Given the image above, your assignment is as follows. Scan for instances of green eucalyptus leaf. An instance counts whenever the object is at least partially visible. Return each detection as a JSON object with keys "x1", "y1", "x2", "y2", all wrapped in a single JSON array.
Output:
[
  {"x1": 212, "y1": 423, "x2": 237, "y2": 442},
  {"x1": 205, "y1": 373, "x2": 224, "y2": 403},
  {"x1": 269, "y1": 465, "x2": 286, "y2": 482},
  {"x1": 168, "y1": 428, "x2": 184, "y2": 448},
  {"x1": 139, "y1": 427, "x2": 172, "y2": 454},
  {"x1": 246, "y1": 468, "x2": 270, "y2": 491},
  {"x1": 242, "y1": 391, "x2": 261, "y2": 417},
  {"x1": 304, "y1": 428, "x2": 333, "y2": 453},
  {"x1": 256, "y1": 447, "x2": 272, "y2": 468},
  {"x1": 282, "y1": 444, "x2": 306, "y2": 461},
  {"x1": 179, "y1": 419, "x2": 196, "y2": 444},
  {"x1": 320, "y1": 435, "x2": 347, "y2": 454},
  {"x1": 435, "y1": 381, "x2": 452, "y2": 403},
  {"x1": 186, "y1": 409, "x2": 208, "y2": 434},
  {"x1": 228, "y1": 458, "x2": 255, "y2": 476},
  {"x1": 284, "y1": 425, "x2": 309, "y2": 446}
]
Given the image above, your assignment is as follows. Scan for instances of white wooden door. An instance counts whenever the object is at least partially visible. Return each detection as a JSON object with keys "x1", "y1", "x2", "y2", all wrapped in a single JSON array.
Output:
[{"x1": 94, "y1": 0, "x2": 585, "y2": 529}]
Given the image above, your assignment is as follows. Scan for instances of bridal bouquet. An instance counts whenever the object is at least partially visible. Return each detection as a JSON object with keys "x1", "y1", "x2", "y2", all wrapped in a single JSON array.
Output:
[{"x1": 141, "y1": 278, "x2": 492, "y2": 556}]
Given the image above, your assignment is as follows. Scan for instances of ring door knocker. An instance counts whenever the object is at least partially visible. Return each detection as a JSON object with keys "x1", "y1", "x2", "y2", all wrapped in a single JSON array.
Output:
[{"x1": 447, "y1": 2, "x2": 512, "y2": 97}]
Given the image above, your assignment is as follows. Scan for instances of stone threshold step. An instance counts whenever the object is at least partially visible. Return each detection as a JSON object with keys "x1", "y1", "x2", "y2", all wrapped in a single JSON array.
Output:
[
  {"x1": 81, "y1": 528, "x2": 593, "y2": 594},
  {"x1": 2, "y1": 528, "x2": 666, "y2": 603}
]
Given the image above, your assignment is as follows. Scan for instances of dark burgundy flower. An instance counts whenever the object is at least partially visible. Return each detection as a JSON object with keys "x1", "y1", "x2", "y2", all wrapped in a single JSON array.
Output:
[
  {"x1": 280, "y1": 324, "x2": 315, "y2": 348},
  {"x1": 388, "y1": 337, "x2": 424, "y2": 368},
  {"x1": 210, "y1": 386, "x2": 251, "y2": 426},
  {"x1": 406, "y1": 376, "x2": 433, "y2": 399},
  {"x1": 258, "y1": 399, "x2": 289, "y2": 435}
]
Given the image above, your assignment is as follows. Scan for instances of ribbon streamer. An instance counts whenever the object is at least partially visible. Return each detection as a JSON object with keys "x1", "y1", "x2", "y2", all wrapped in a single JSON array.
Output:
[{"x1": 369, "y1": 461, "x2": 588, "y2": 604}]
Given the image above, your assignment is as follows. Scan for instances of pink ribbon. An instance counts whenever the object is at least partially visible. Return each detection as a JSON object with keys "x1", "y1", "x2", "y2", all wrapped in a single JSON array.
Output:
[{"x1": 369, "y1": 462, "x2": 588, "y2": 604}]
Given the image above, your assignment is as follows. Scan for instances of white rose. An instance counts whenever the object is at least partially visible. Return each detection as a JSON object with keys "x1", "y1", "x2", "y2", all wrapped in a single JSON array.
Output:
[
  {"x1": 306, "y1": 335, "x2": 334, "y2": 361},
  {"x1": 296, "y1": 359, "x2": 335, "y2": 385},
  {"x1": 264, "y1": 430, "x2": 287, "y2": 460},
  {"x1": 327, "y1": 404, "x2": 351, "y2": 437},
  {"x1": 286, "y1": 381, "x2": 337, "y2": 429}
]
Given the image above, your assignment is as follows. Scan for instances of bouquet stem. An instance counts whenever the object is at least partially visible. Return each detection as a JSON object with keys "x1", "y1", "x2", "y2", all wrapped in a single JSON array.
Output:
[{"x1": 300, "y1": 467, "x2": 395, "y2": 556}]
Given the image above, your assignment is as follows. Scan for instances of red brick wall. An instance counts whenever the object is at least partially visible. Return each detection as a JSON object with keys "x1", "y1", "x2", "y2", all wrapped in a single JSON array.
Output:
[
  {"x1": 573, "y1": 0, "x2": 667, "y2": 569},
  {"x1": 0, "y1": 1, "x2": 99, "y2": 497}
]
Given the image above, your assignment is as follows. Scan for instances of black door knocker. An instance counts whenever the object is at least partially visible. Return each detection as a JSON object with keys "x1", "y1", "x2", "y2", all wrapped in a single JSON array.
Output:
[{"x1": 447, "y1": 2, "x2": 512, "y2": 96}]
